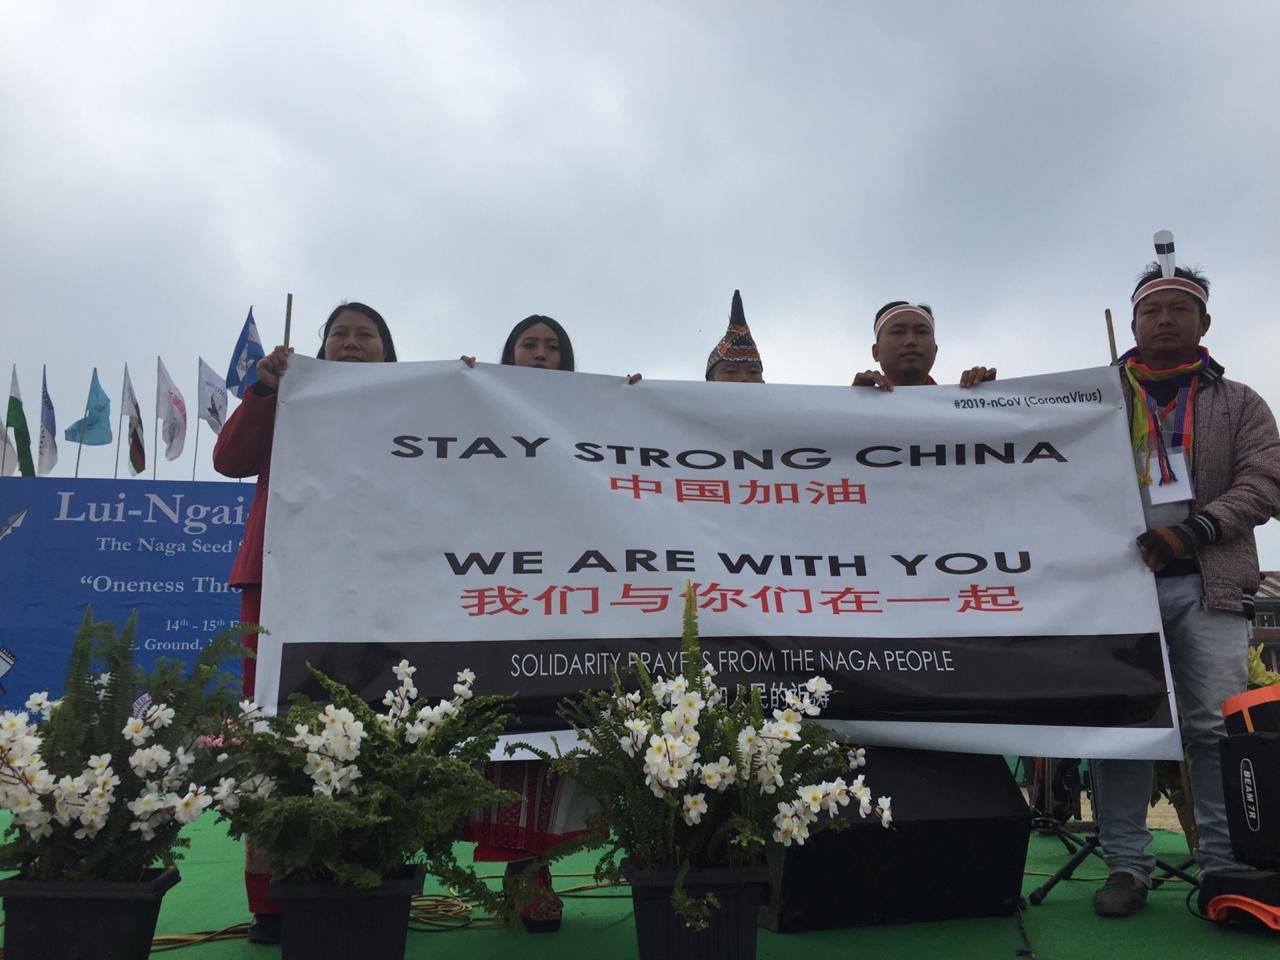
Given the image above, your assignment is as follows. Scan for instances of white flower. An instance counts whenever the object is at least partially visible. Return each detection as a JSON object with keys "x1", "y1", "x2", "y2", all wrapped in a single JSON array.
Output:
[
  {"x1": 24, "y1": 767, "x2": 55, "y2": 794},
  {"x1": 756, "y1": 758, "x2": 783, "y2": 794},
  {"x1": 805, "y1": 677, "x2": 832, "y2": 698},
  {"x1": 393, "y1": 660, "x2": 417, "y2": 681},
  {"x1": 147, "y1": 703, "x2": 176, "y2": 729},
  {"x1": 848, "y1": 747, "x2": 867, "y2": 769},
  {"x1": 799, "y1": 783, "x2": 826, "y2": 814},
  {"x1": 87, "y1": 753, "x2": 112, "y2": 772},
  {"x1": 243, "y1": 774, "x2": 275, "y2": 800},
  {"x1": 851, "y1": 775, "x2": 873, "y2": 817},
  {"x1": 827, "y1": 778, "x2": 851, "y2": 809},
  {"x1": 878, "y1": 796, "x2": 893, "y2": 827},
  {"x1": 239, "y1": 699, "x2": 261, "y2": 718},
  {"x1": 623, "y1": 717, "x2": 650, "y2": 739},
  {"x1": 620, "y1": 717, "x2": 650, "y2": 758},
  {"x1": 679, "y1": 690, "x2": 705, "y2": 713},
  {"x1": 171, "y1": 785, "x2": 213, "y2": 824},
  {"x1": 212, "y1": 777, "x2": 240, "y2": 812},
  {"x1": 452, "y1": 682, "x2": 473, "y2": 700},
  {"x1": 23, "y1": 812, "x2": 53, "y2": 840},
  {"x1": 456, "y1": 668, "x2": 476, "y2": 685},
  {"x1": 128, "y1": 792, "x2": 163, "y2": 818},
  {"x1": 773, "y1": 801, "x2": 799, "y2": 845},
  {"x1": 681, "y1": 792, "x2": 708, "y2": 825},
  {"x1": 712, "y1": 756, "x2": 737, "y2": 789},
  {"x1": 121, "y1": 717, "x2": 152, "y2": 746},
  {"x1": 321, "y1": 704, "x2": 355, "y2": 728},
  {"x1": 792, "y1": 815, "x2": 812, "y2": 845},
  {"x1": 24, "y1": 692, "x2": 53, "y2": 719},
  {"x1": 129, "y1": 744, "x2": 171, "y2": 776},
  {"x1": 0, "y1": 710, "x2": 30, "y2": 736},
  {"x1": 761, "y1": 720, "x2": 799, "y2": 743}
]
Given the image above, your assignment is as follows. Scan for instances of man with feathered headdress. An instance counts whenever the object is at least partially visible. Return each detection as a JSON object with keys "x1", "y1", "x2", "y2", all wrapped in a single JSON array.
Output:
[{"x1": 1091, "y1": 231, "x2": 1280, "y2": 918}]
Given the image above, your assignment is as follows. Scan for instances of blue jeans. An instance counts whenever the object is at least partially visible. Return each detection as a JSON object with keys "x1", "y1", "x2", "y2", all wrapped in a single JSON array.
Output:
[{"x1": 1093, "y1": 574, "x2": 1248, "y2": 882}]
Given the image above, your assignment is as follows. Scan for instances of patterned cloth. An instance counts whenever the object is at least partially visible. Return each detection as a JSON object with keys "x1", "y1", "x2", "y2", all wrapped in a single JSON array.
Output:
[
  {"x1": 705, "y1": 290, "x2": 762, "y2": 378},
  {"x1": 1119, "y1": 347, "x2": 1207, "y2": 486},
  {"x1": 462, "y1": 761, "x2": 596, "y2": 860}
]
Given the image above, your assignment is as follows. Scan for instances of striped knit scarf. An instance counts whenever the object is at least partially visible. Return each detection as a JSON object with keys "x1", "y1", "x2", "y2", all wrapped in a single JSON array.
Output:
[{"x1": 1120, "y1": 347, "x2": 1209, "y2": 487}]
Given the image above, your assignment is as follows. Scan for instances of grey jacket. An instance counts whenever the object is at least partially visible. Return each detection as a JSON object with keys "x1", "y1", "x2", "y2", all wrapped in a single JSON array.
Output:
[{"x1": 1122, "y1": 358, "x2": 1280, "y2": 614}]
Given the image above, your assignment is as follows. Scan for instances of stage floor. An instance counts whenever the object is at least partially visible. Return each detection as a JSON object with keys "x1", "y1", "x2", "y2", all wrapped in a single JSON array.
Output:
[{"x1": 2, "y1": 818, "x2": 1275, "y2": 958}]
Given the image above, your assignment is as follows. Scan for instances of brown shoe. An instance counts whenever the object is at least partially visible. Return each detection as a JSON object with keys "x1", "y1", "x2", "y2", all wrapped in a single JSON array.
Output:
[{"x1": 1093, "y1": 872, "x2": 1148, "y2": 917}]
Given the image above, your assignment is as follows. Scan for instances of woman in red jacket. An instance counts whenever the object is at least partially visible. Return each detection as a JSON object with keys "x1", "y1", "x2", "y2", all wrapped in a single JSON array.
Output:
[{"x1": 213, "y1": 301, "x2": 397, "y2": 943}]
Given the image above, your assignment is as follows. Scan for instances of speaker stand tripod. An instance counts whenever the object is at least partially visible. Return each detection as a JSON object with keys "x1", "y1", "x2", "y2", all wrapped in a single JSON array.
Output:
[{"x1": 1026, "y1": 759, "x2": 1198, "y2": 906}]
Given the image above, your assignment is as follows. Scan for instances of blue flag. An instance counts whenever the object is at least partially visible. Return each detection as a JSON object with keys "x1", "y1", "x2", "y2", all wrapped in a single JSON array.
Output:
[
  {"x1": 64, "y1": 367, "x2": 113, "y2": 446},
  {"x1": 225, "y1": 307, "x2": 265, "y2": 399}
]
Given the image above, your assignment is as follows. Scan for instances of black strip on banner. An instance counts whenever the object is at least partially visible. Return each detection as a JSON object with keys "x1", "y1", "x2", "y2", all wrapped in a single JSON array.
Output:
[{"x1": 276, "y1": 633, "x2": 1171, "y2": 733}]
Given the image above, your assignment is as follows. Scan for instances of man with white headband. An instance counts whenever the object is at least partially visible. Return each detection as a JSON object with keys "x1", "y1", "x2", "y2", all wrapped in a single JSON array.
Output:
[
  {"x1": 852, "y1": 301, "x2": 994, "y2": 389},
  {"x1": 1091, "y1": 231, "x2": 1280, "y2": 918}
]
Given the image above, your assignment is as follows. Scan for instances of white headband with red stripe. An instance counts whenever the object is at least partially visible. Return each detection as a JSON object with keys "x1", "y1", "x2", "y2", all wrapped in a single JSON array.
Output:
[
  {"x1": 874, "y1": 303, "x2": 934, "y2": 339},
  {"x1": 1131, "y1": 230, "x2": 1208, "y2": 307}
]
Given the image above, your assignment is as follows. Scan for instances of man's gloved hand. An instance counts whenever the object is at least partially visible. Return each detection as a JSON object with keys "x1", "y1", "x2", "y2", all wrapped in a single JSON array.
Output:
[{"x1": 1135, "y1": 514, "x2": 1218, "y2": 572}]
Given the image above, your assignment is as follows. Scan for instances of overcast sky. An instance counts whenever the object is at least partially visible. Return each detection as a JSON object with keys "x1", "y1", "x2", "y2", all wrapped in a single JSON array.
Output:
[{"x1": 2, "y1": 1, "x2": 1278, "y2": 567}]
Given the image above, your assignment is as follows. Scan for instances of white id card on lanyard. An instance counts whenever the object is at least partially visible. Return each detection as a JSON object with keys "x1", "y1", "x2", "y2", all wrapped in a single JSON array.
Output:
[{"x1": 1147, "y1": 448, "x2": 1194, "y2": 506}]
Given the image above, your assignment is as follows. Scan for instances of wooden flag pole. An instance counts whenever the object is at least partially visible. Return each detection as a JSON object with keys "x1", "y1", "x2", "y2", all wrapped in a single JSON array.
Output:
[
  {"x1": 1105, "y1": 308, "x2": 1118, "y2": 363},
  {"x1": 283, "y1": 293, "x2": 294, "y2": 350}
]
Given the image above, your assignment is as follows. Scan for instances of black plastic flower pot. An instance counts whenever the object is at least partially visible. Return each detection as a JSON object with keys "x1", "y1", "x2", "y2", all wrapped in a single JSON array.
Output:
[
  {"x1": 623, "y1": 862, "x2": 769, "y2": 960},
  {"x1": 0, "y1": 865, "x2": 180, "y2": 960},
  {"x1": 268, "y1": 864, "x2": 425, "y2": 960}
]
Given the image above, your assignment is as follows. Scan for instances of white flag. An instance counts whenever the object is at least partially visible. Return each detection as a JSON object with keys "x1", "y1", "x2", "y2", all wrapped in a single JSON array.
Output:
[
  {"x1": 37, "y1": 366, "x2": 57, "y2": 476},
  {"x1": 155, "y1": 357, "x2": 187, "y2": 461},
  {"x1": 0, "y1": 410, "x2": 16, "y2": 477},
  {"x1": 197, "y1": 357, "x2": 227, "y2": 435},
  {"x1": 121, "y1": 363, "x2": 145, "y2": 476},
  {"x1": 122, "y1": 364, "x2": 142, "y2": 422}
]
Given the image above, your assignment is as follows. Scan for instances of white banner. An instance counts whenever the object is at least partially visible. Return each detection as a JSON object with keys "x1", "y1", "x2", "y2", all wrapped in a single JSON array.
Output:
[{"x1": 258, "y1": 359, "x2": 1180, "y2": 761}]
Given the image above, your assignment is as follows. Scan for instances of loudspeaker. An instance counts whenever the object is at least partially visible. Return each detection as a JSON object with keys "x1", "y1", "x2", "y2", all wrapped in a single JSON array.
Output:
[
  {"x1": 1223, "y1": 687, "x2": 1280, "y2": 737},
  {"x1": 762, "y1": 748, "x2": 1031, "y2": 931},
  {"x1": 1221, "y1": 733, "x2": 1280, "y2": 870}
]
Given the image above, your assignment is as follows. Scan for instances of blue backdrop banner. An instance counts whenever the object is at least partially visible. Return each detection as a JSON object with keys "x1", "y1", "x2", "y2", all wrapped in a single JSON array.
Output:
[{"x1": 0, "y1": 477, "x2": 248, "y2": 705}]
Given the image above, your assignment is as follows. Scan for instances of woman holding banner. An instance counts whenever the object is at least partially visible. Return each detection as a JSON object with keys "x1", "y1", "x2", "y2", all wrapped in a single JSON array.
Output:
[
  {"x1": 460, "y1": 314, "x2": 597, "y2": 933},
  {"x1": 212, "y1": 301, "x2": 398, "y2": 943}
]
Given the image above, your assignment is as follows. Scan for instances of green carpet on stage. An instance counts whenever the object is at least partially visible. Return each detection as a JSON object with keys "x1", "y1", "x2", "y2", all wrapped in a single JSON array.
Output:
[{"x1": 5, "y1": 818, "x2": 1278, "y2": 959}]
